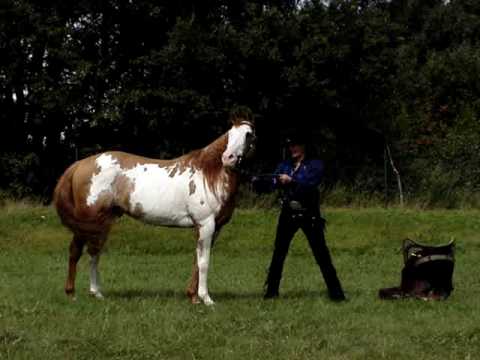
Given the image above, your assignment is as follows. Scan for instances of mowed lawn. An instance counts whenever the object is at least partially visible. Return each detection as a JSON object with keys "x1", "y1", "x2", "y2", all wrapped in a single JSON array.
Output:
[{"x1": 1, "y1": 203, "x2": 480, "y2": 359}]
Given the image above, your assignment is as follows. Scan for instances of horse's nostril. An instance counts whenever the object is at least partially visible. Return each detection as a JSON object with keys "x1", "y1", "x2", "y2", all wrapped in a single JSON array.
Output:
[{"x1": 229, "y1": 154, "x2": 234, "y2": 159}]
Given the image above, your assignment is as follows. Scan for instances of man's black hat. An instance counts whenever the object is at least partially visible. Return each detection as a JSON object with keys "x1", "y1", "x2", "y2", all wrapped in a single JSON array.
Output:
[{"x1": 284, "y1": 130, "x2": 309, "y2": 146}]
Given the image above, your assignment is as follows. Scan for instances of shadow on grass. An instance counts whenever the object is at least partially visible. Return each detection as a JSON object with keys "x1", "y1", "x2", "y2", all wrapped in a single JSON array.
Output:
[
  {"x1": 106, "y1": 288, "x2": 262, "y2": 300},
  {"x1": 282, "y1": 290, "x2": 326, "y2": 299},
  {"x1": 105, "y1": 288, "x2": 339, "y2": 301},
  {"x1": 215, "y1": 289, "x2": 349, "y2": 302},
  {"x1": 106, "y1": 288, "x2": 181, "y2": 299}
]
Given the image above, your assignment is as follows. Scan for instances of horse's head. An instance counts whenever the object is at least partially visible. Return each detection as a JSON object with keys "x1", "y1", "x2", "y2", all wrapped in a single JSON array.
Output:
[{"x1": 221, "y1": 108, "x2": 256, "y2": 169}]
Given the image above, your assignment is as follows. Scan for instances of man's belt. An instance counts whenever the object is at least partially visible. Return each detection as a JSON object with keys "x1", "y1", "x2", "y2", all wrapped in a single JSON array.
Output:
[{"x1": 288, "y1": 200, "x2": 306, "y2": 211}]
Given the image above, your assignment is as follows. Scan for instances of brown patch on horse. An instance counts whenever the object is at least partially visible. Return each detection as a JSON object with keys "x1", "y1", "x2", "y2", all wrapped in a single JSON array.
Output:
[
  {"x1": 178, "y1": 165, "x2": 188, "y2": 176},
  {"x1": 98, "y1": 151, "x2": 176, "y2": 172},
  {"x1": 189, "y1": 180, "x2": 196, "y2": 195},
  {"x1": 53, "y1": 161, "x2": 80, "y2": 227},
  {"x1": 86, "y1": 233, "x2": 109, "y2": 257},
  {"x1": 169, "y1": 164, "x2": 179, "y2": 177},
  {"x1": 215, "y1": 171, "x2": 240, "y2": 228},
  {"x1": 110, "y1": 169, "x2": 145, "y2": 218},
  {"x1": 54, "y1": 158, "x2": 109, "y2": 236},
  {"x1": 186, "y1": 259, "x2": 200, "y2": 304},
  {"x1": 112, "y1": 174, "x2": 133, "y2": 211},
  {"x1": 65, "y1": 234, "x2": 85, "y2": 297}
]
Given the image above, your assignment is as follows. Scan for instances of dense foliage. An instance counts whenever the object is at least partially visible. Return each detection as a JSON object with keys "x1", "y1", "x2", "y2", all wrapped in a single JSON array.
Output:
[{"x1": 1, "y1": 0, "x2": 479, "y2": 205}]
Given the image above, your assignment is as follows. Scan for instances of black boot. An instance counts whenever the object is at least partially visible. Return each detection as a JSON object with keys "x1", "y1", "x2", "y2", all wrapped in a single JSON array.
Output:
[
  {"x1": 263, "y1": 275, "x2": 280, "y2": 300},
  {"x1": 264, "y1": 289, "x2": 279, "y2": 299},
  {"x1": 328, "y1": 288, "x2": 346, "y2": 301},
  {"x1": 325, "y1": 274, "x2": 346, "y2": 301}
]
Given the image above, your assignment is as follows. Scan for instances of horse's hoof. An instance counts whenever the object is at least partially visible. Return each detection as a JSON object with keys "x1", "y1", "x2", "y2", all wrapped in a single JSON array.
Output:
[
  {"x1": 89, "y1": 291, "x2": 105, "y2": 299},
  {"x1": 190, "y1": 296, "x2": 201, "y2": 305},
  {"x1": 202, "y1": 296, "x2": 215, "y2": 306},
  {"x1": 66, "y1": 290, "x2": 76, "y2": 301}
]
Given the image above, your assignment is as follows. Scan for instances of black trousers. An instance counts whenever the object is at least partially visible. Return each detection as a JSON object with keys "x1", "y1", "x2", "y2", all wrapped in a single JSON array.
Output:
[{"x1": 265, "y1": 207, "x2": 345, "y2": 299}]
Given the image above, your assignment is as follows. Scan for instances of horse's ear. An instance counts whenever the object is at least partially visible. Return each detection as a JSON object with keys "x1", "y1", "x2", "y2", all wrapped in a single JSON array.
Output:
[{"x1": 229, "y1": 106, "x2": 255, "y2": 126}]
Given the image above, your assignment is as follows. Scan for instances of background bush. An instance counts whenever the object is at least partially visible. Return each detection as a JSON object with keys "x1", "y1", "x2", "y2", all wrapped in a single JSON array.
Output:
[{"x1": 1, "y1": 0, "x2": 479, "y2": 206}]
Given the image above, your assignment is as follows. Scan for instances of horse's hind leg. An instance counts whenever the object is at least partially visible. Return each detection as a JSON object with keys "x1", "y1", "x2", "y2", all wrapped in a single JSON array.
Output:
[
  {"x1": 89, "y1": 253, "x2": 103, "y2": 299},
  {"x1": 87, "y1": 233, "x2": 109, "y2": 299},
  {"x1": 65, "y1": 234, "x2": 85, "y2": 299}
]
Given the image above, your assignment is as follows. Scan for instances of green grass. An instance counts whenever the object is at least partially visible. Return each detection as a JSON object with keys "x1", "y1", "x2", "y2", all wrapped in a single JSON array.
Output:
[{"x1": 1, "y1": 202, "x2": 480, "y2": 359}]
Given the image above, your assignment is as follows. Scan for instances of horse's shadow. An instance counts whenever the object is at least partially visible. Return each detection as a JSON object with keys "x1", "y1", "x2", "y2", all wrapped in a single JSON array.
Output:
[
  {"x1": 106, "y1": 288, "x2": 179, "y2": 300},
  {"x1": 106, "y1": 288, "x2": 261, "y2": 301},
  {"x1": 105, "y1": 288, "x2": 331, "y2": 301}
]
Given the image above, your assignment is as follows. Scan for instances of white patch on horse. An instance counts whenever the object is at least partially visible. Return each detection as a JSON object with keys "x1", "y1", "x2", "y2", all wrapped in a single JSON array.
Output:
[
  {"x1": 127, "y1": 163, "x2": 227, "y2": 228},
  {"x1": 86, "y1": 154, "x2": 122, "y2": 206},
  {"x1": 222, "y1": 124, "x2": 253, "y2": 167},
  {"x1": 123, "y1": 164, "x2": 211, "y2": 227}
]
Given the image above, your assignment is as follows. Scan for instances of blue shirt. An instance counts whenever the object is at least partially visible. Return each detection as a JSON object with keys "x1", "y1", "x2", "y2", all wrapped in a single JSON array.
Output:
[
  {"x1": 273, "y1": 158, "x2": 324, "y2": 209},
  {"x1": 273, "y1": 159, "x2": 324, "y2": 188}
]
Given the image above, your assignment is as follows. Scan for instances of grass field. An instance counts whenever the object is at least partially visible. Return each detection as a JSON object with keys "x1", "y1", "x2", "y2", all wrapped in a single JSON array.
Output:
[{"x1": 1, "y1": 202, "x2": 480, "y2": 359}]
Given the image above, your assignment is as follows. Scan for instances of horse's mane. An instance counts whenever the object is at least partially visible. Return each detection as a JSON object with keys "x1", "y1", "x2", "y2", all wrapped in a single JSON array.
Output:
[
  {"x1": 178, "y1": 108, "x2": 253, "y2": 198},
  {"x1": 180, "y1": 133, "x2": 230, "y2": 197}
]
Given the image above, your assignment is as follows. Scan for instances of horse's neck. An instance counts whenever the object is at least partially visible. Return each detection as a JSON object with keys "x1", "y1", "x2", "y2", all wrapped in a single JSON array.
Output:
[
  {"x1": 198, "y1": 133, "x2": 239, "y2": 199},
  {"x1": 182, "y1": 133, "x2": 224, "y2": 174},
  {"x1": 201, "y1": 133, "x2": 227, "y2": 165},
  {"x1": 170, "y1": 133, "x2": 230, "y2": 196}
]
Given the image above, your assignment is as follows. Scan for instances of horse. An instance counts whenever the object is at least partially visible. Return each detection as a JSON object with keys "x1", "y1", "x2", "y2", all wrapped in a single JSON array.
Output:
[{"x1": 53, "y1": 111, "x2": 256, "y2": 305}]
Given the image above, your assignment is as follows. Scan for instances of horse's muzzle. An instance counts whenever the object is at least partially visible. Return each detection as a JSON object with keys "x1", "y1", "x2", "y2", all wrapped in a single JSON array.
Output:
[{"x1": 222, "y1": 153, "x2": 238, "y2": 168}]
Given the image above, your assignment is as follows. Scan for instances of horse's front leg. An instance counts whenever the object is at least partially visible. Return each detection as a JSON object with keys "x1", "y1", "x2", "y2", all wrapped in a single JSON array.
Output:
[
  {"x1": 187, "y1": 229, "x2": 220, "y2": 304},
  {"x1": 196, "y1": 218, "x2": 216, "y2": 305}
]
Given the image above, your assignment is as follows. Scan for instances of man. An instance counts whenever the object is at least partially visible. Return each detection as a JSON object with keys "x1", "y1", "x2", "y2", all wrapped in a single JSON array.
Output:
[{"x1": 255, "y1": 132, "x2": 345, "y2": 301}]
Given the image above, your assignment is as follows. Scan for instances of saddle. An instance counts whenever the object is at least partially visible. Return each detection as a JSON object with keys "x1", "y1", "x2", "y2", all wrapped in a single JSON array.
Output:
[{"x1": 379, "y1": 238, "x2": 455, "y2": 300}]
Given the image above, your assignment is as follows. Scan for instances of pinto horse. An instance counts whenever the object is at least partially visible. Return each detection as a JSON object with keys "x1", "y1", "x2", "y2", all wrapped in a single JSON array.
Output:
[{"x1": 53, "y1": 112, "x2": 255, "y2": 305}]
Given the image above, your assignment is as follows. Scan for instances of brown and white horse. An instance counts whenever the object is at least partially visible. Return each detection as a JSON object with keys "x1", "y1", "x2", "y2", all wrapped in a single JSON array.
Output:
[{"x1": 53, "y1": 112, "x2": 255, "y2": 305}]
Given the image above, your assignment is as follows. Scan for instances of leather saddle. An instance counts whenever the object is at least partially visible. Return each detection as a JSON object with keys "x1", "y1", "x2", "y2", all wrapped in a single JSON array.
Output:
[{"x1": 379, "y1": 238, "x2": 455, "y2": 300}]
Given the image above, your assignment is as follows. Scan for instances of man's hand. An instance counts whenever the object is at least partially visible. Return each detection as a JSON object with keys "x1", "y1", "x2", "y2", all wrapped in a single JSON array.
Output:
[{"x1": 278, "y1": 174, "x2": 292, "y2": 184}]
